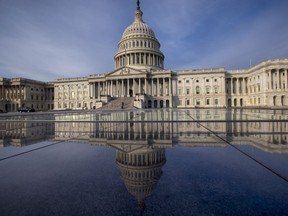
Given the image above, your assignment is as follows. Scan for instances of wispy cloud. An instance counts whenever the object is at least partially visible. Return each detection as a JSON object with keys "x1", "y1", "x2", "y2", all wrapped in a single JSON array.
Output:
[
  {"x1": 0, "y1": 0, "x2": 125, "y2": 81},
  {"x1": 0, "y1": 0, "x2": 288, "y2": 81},
  {"x1": 158, "y1": 0, "x2": 288, "y2": 70}
]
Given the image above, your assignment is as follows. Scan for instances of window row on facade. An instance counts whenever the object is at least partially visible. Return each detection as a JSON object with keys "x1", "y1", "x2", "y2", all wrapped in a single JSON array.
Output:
[{"x1": 178, "y1": 86, "x2": 221, "y2": 95}]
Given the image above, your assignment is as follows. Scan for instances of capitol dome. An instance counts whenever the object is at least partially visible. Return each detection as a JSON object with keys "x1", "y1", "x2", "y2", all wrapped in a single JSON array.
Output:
[
  {"x1": 114, "y1": 0, "x2": 165, "y2": 70},
  {"x1": 122, "y1": 21, "x2": 156, "y2": 39}
]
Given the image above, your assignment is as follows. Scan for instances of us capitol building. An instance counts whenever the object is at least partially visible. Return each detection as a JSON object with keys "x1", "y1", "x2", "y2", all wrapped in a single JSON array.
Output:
[{"x1": 1, "y1": 0, "x2": 288, "y2": 112}]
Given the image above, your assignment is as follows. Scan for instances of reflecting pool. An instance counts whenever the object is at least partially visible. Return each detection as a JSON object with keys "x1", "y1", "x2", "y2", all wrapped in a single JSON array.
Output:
[{"x1": 0, "y1": 109, "x2": 288, "y2": 216}]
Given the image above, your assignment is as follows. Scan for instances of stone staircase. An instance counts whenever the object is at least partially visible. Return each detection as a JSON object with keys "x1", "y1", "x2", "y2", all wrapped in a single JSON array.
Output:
[{"x1": 98, "y1": 97, "x2": 136, "y2": 110}]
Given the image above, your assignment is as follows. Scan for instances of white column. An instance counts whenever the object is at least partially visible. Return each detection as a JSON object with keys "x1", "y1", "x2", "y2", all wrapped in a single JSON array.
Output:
[
  {"x1": 169, "y1": 78, "x2": 172, "y2": 96},
  {"x1": 278, "y1": 70, "x2": 281, "y2": 90},
  {"x1": 111, "y1": 81, "x2": 113, "y2": 96},
  {"x1": 230, "y1": 78, "x2": 233, "y2": 94},
  {"x1": 138, "y1": 78, "x2": 141, "y2": 94},
  {"x1": 148, "y1": 54, "x2": 151, "y2": 65},
  {"x1": 270, "y1": 70, "x2": 274, "y2": 90},
  {"x1": 92, "y1": 83, "x2": 95, "y2": 98},
  {"x1": 144, "y1": 53, "x2": 147, "y2": 65},
  {"x1": 162, "y1": 78, "x2": 165, "y2": 95},
  {"x1": 93, "y1": 83, "x2": 96, "y2": 98},
  {"x1": 116, "y1": 80, "x2": 119, "y2": 96},
  {"x1": 157, "y1": 78, "x2": 159, "y2": 96},
  {"x1": 236, "y1": 78, "x2": 239, "y2": 95},
  {"x1": 152, "y1": 79, "x2": 154, "y2": 96},
  {"x1": 145, "y1": 78, "x2": 147, "y2": 95},
  {"x1": 128, "y1": 79, "x2": 130, "y2": 96},
  {"x1": 133, "y1": 79, "x2": 135, "y2": 96},
  {"x1": 286, "y1": 69, "x2": 288, "y2": 89},
  {"x1": 89, "y1": 84, "x2": 92, "y2": 98}
]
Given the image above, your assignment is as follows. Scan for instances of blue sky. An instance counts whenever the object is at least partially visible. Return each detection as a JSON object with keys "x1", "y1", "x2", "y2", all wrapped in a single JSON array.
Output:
[{"x1": 0, "y1": 0, "x2": 288, "y2": 82}]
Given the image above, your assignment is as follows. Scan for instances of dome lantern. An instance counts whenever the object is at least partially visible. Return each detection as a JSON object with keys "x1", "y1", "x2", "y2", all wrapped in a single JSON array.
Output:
[{"x1": 134, "y1": 0, "x2": 143, "y2": 23}]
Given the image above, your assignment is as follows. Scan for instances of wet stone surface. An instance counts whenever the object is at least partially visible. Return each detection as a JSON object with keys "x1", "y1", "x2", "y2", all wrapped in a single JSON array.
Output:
[{"x1": 0, "y1": 109, "x2": 287, "y2": 215}]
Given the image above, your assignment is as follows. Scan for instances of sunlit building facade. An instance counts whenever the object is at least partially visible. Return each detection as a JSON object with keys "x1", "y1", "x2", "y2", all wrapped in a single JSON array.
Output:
[
  {"x1": 53, "y1": 1, "x2": 288, "y2": 110},
  {"x1": 0, "y1": 78, "x2": 54, "y2": 112}
]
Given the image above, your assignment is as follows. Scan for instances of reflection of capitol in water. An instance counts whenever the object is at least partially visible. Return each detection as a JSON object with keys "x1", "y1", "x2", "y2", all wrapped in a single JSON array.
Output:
[
  {"x1": 51, "y1": 110, "x2": 288, "y2": 153},
  {"x1": 116, "y1": 145, "x2": 166, "y2": 214},
  {"x1": 0, "y1": 110, "x2": 288, "y2": 153},
  {"x1": 0, "y1": 115, "x2": 55, "y2": 147}
]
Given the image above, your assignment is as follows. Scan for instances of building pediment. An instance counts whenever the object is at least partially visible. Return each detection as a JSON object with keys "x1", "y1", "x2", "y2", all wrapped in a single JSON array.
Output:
[{"x1": 106, "y1": 67, "x2": 147, "y2": 78}]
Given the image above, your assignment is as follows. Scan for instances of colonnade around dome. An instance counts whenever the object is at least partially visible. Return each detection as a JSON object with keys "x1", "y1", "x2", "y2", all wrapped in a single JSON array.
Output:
[{"x1": 115, "y1": 52, "x2": 164, "y2": 69}]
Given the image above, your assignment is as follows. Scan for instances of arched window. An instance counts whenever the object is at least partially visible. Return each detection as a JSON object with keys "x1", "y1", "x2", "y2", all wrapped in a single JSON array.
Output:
[{"x1": 196, "y1": 86, "x2": 200, "y2": 94}]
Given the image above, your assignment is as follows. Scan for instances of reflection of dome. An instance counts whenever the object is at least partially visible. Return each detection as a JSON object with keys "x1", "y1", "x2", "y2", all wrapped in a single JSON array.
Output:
[
  {"x1": 114, "y1": 0, "x2": 165, "y2": 70},
  {"x1": 116, "y1": 146, "x2": 166, "y2": 214}
]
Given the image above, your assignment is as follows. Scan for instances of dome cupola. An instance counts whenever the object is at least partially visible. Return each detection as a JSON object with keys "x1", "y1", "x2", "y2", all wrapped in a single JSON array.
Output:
[{"x1": 114, "y1": 0, "x2": 165, "y2": 70}]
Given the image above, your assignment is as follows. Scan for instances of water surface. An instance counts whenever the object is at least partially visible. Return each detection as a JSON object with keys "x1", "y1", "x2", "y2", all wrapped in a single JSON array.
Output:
[{"x1": 0, "y1": 109, "x2": 287, "y2": 215}]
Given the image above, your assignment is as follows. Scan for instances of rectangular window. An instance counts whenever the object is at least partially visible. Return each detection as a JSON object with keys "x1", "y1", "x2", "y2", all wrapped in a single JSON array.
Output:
[
  {"x1": 186, "y1": 88, "x2": 190, "y2": 95},
  {"x1": 186, "y1": 100, "x2": 190, "y2": 105},
  {"x1": 215, "y1": 99, "x2": 218, "y2": 105},
  {"x1": 206, "y1": 99, "x2": 210, "y2": 105}
]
